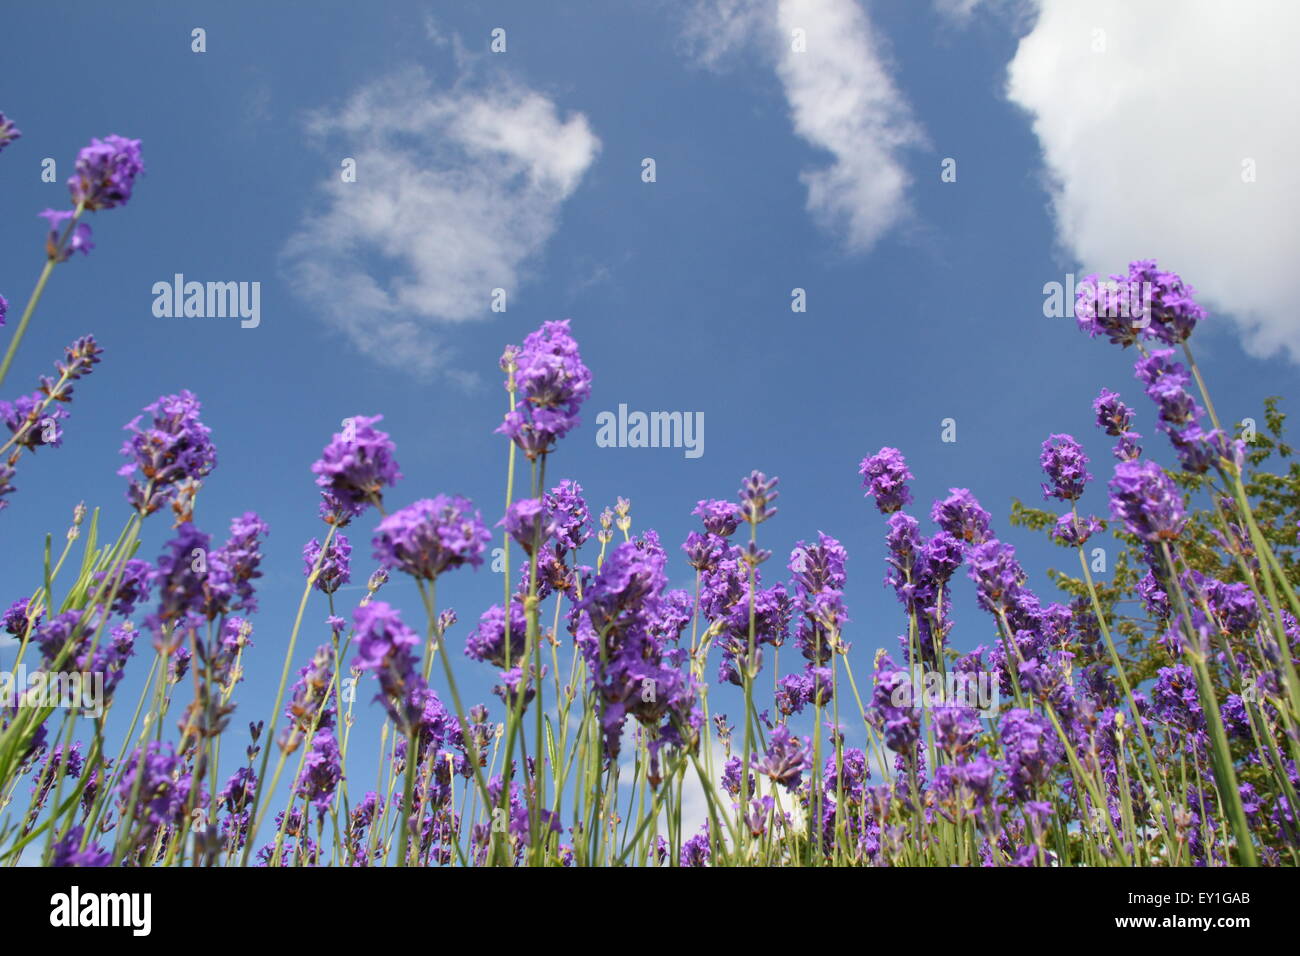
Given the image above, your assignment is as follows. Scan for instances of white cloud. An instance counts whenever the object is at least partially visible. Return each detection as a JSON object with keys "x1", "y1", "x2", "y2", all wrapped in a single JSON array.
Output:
[
  {"x1": 282, "y1": 67, "x2": 600, "y2": 378},
  {"x1": 1004, "y1": 0, "x2": 1300, "y2": 360},
  {"x1": 684, "y1": 0, "x2": 924, "y2": 252}
]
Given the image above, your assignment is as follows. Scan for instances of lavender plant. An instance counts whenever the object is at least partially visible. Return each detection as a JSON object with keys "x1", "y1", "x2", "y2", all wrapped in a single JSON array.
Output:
[{"x1": 1, "y1": 123, "x2": 1296, "y2": 867}]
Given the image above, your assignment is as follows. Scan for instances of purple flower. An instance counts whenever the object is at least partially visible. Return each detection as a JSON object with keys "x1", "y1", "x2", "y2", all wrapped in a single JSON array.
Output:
[
  {"x1": 0, "y1": 112, "x2": 20, "y2": 153},
  {"x1": 999, "y1": 708, "x2": 1061, "y2": 799},
  {"x1": 465, "y1": 603, "x2": 528, "y2": 669},
  {"x1": 37, "y1": 209, "x2": 93, "y2": 262},
  {"x1": 822, "y1": 747, "x2": 870, "y2": 803},
  {"x1": 1137, "y1": 570, "x2": 1170, "y2": 620},
  {"x1": 738, "y1": 471, "x2": 779, "y2": 526},
  {"x1": 373, "y1": 495, "x2": 491, "y2": 580},
  {"x1": 0, "y1": 336, "x2": 102, "y2": 456},
  {"x1": 68, "y1": 135, "x2": 144, "y2": 210},
  {"x1": 117, "y1": 391, "x2": 217, "y2": 517},
  {"x1": 693, "y1": 499, "x2": 741, "y2": 537},
  {"x1": 682, "y1": 530, "x2": 723, "y2": 571},
  {"x1": 91, "y1": 557, "x2": 153, "y2": 618},
  {"x1": 1075, "y1": 270, "x2": 1146, "y2": 347},
  {"x1": 545, "y1": 479, "x2": 591, "y2": 551},
  {"x1": 1152, "y1": 664, "x2": 1204, "y2": 732},
  {"x1": 1135, "y1": 349, "x2": 1199, "y2": 427},
  {"x1": 865, "y1": 657, "x2": 921, "y2": 754},
  {"x1": 303, "y1": 534, "x2": 351, "y2": 594},
  {"x1": 1128, "y1": 259, "x2": 1206, "y2": 345},
  {"x1": 1093, "y1": 388, "x2": 1144, "y2": 461},
  {"x1": 50, "y1": 827, "x2": 111, "y2": 867},
  {"x1": 115, "y1": 742, "x2": 199, "y2": 830},
  {"x1": 931, "y1": 489, "x2": 992, "y2": 547},
  {"x1": 492, "y1": 665, "x2": 538, "y2": 712},
  {"x1": 352, "y1": 601, "x2": 425, "y2": 733},
  {"x1": 775, "y1": 666, "x2": 832, "y2": 715},
  {"x1": 1201, "y1": 577, "x2": 1257, "y2": 635},
  {"x1": 2, "y1": 598, "x2": 38, "y2": 637},
  {"x1": 1051, "y1": 512, "x2": 1103, "y2": 548},
  {"x1": 1114, "y1": 431, "x2": 1143, "y2": 462},
  {"x1": 859, "y1": 447, "x2": 914, "y2": 514},
  {"x1": 0, "y1": 293, "x2": 7, "y2": 327},
  {"x1": 1040, "y1": 434, "x2": 1092, "y2": 501},
  {"x1": 31, "y1": 743, "x2": 83, "y2": 813},
  {"x1": 148, "y1": 522, "x2": 211, "y2": 635},
  {"x1": 680, "y1": 829, "x2": 711, "y2": 867},
  {"x1": 721, "y1": 755, "x2": 756, "y2": 798},
  {"x1": 219, "y1": 766, "x2": 257, "y2": 846},
  {"x1": 497, "y1": 319, "x2": 592, "y2": 460},
  {"x1": 0, "y1": 393, "x2": 63, "y2": 451},
  {"x1": 1165, "y1": 423, "x2": 1242, "y2": 476},
  {"x1": 206, "y1": 511, "x2": 269, "y2": 616},
  {"x1": 283, "y1": 643, "x2": 337, "y2": 743},
  {"x1": 578, "y1": 538, "x2": 669, "y2": 635},
  {"x1": 751, "y1": 724, "x2": 811, "y2": 790},
  {"x1": 1093, "y1": 388, "x2": 1134, "y2": 436},
  {"x1": 210, "y1": 617, "x2": 251, "y2": 687},
  {"x1": 790, "y1": 533, "x2": 850, "y2": 663},
  {"x1": 500, "y1": 498, "x2": 555, "y2": 557},
  {"x1": 1108, "y1": 460, "x2": 1186, "y2": 542},
  {"x1": 967, "y1": 540, "x2": 1026, "y2": 614},
  {"x1": 295, "y1": 730, "x2": 342, "y2": 812},
  {"x1": 312, "y1": 415, "x2": 401, "y2": 524}
]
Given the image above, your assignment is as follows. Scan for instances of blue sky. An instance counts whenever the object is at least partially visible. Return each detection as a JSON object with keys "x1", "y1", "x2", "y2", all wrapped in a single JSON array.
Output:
[{"x1": 2, "y1": 0, "x2": 1297, "y2": 833}]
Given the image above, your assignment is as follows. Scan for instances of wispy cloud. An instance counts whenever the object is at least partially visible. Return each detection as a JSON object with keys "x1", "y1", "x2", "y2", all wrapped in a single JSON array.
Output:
[
  {"x1": 1003, "y1": 0, "x2": 1300, "y2": 360},
  {"x1": 281, "y1": 66, "x2": 600, "y2": 379},
  {"x1": 683, "y1": 0, "x2": 924, "y2": 252}
]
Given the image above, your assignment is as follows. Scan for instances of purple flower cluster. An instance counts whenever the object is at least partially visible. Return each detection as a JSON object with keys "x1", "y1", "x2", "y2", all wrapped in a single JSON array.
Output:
[
  {"x1": 1092, "y1": 388, "x2": 1142, "y2": 461},
  {"x1": 1108, "y1": 460, "x2": 1186, "y2": 543},
  {"x1": 373, "y1": 495, "x2": 490, "y2": 581},
  {"x1": 465, "y1": 603, "x2": 528, "y2": 669},
  {"x1": 0, "y1": 336, "x2": 103, "y2": 510},
  {"x1": 118, "y1": 391, "x2": 217, "y2": 517},
  {"x1": 859, "y1": 447, "x2": 913, "y2": 514},
  {"x1": 304, "y1": 534, "x2": 351, "y2": 594},
  {"x1": 1039, "y1": 434, "x2": 1092, "y2": 502},
  {"x1": 295, "y1": 730, "x2": 343, "y2": 813},
  {"x1": 789, "y1": 532, "x2": 848, "y2": 669},
  {"x1": 576, "y1": 534, "x2": 698, "y2": 759},
  {"x1": 877, "y1": 478, "x2": 966, "y2": 669},
  {"x1": 68, "y1": 135, "x2": 144, "y2": 211},
  {"x1": 497, "y1": 320, "x2": 592, "y2": 460},
  {"x1": 312, "y1": 415, "x2": 401, "y2": 524},
  {"x1": 500, "y1": 498, "x2": 555, "y2": 557},
  {"x1": 1075, "y1": 259, "x2": 1205, "y2": 348}
]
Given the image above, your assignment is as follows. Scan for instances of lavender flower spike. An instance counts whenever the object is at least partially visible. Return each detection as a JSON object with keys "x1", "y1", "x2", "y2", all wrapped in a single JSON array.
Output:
[
  {"x1": 859, "y1": 447, "x2": 913, "y2": 514},
  {"x1": 1039, "y1": 434, "x2": 1092, "y2": 502},
  {"x1": 312, "y1": 414, "x2": 401, "y2": 524},
  {"x1": 1108, "y1": 460, "x2": 1187, "y2": 543},
  {"x1": 68, "y1": 135, "x2": 144, "y2": 211},
  {"x1": 0, "y1": 113, "x2": 20, "y2": 153},
  {"x1": 373, "y1": 495, "x2": 491, "y2": 581},
  {"x1": 117, "y1": 390, "x2": 216, "y2": 517}
]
